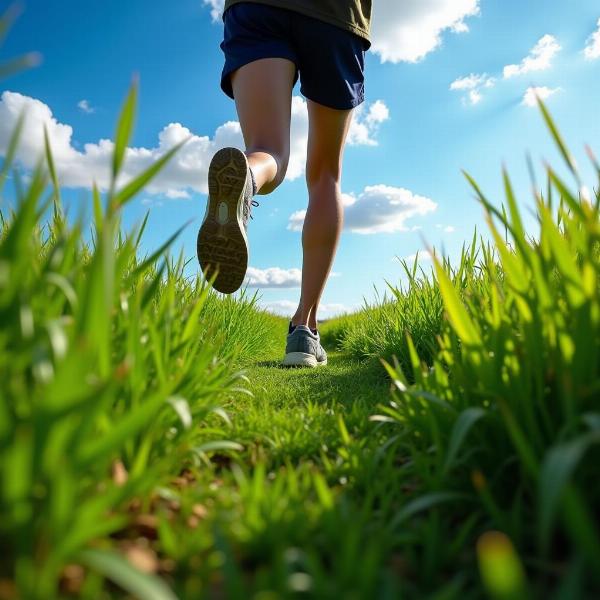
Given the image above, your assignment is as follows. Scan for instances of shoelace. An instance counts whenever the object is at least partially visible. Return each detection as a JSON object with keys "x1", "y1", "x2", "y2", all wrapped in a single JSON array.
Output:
[{"x1": 242, "y1": 198, "x2": 260, "y2": 224}]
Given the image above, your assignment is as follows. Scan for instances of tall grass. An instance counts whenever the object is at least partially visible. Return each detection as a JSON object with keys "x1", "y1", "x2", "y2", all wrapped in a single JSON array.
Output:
[
  {"x1": 0, "y1": 69, "x2": 276, "y2": 597},
  {"x1": 366, "y1": 101, "x2": 600, "y2": 595}
]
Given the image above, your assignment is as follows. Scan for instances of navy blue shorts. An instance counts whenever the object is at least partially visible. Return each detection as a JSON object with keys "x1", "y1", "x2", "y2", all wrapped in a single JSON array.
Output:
[{"x1": 220, "y1": 3, "x2": 368, "y2": 110}]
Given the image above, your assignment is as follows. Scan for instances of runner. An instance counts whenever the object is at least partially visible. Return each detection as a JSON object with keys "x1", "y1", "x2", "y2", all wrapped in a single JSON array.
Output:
[{"x1": 197, "y1": 0, "x2": 372, "y2": 366}]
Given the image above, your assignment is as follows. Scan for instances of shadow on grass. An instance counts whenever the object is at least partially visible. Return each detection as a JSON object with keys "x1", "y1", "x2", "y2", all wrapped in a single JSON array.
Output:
[{"x1": 250, "y1": 353, "x2": 391, "y2": 410}]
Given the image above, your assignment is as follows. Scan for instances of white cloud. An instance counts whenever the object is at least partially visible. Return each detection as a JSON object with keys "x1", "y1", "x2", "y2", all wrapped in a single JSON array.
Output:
[
  {"x1": 453, "y1": 34, "x2": 561, "y2": 106},
  {"x1": 0, "y1": 92, "x2": 387, "y2": 197},
  {"x1": 260, "y1": 300, "x2": 352, "y2": 319},
  {"x1": 347, "y1": 100, "x2": 390, "y2": 146},
  {"x1": 141, "y1": 198, "x2": 164, "y2": 208},
  {"x1": 468, "y1": 89, "x2": 483, "y2": 105},
  {"x1": 450, "y1": 73, "x2": 493, "y2": 91},
  {"x1": 287, "y1": 210, "x2": 307, "y2": 232},
  {"x1": 245, "y1": 266, "x2": 302, "y2": 288},
  {"x1": 203, "y1": 0, "x2": 223, "y2": 21},
  {"x1": 0, "y1": 91, "x2": 243, "y2": 197},
  {"x1": 205, "y1": 0, "x2": 479, "y2": 64},
  {"x1": 165, "y1": 189, "x2": 191, "y2": 199},
  {"x1": 288, "y1": 97, "x2": 388, "y2": 175},
  {"x1": 522, "y1": 86, "x2": 560, "y2": 107},
  {"x1": 503, "y1": 34, "x2": 561, "y2": 78},
  {"x1": 77, "y1": 99, "x2": 95, "y2": 114},
  {"x1": 288, "y1": 184, "x2": 437, "y2": 234},
  {"x1": 435, "y1": 224, "x2": 456, "y2": 232},
  {"x1": 450, "y1": 73, "x2": 495, "y2": 105},
  {"x1": 405, "y1": 250, "x2": 433, "y2": 263},
  {"x1": 584, "y1": 18, "x2": 600, "y2": 60},
  {"x1": 370, "y1": 0, "x2": 480, "y2": 63}
]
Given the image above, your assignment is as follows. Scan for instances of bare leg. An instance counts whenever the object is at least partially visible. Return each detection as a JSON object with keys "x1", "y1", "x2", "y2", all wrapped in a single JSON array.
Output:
[
  {"x1": 291, "y1": 101, "x2": 354, "y2": 330},
  {"x1": 230, "y1": 58, "x2": 296, "y2": 194}
]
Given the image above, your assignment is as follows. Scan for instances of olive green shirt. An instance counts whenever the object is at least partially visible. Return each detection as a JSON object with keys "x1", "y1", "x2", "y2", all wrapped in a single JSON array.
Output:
[{"x1": 223, "y1": 0, "x2": 372, "y2": 45}]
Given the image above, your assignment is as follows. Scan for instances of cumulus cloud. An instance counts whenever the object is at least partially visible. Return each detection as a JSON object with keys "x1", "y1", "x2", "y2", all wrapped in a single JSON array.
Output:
[
  {"x1": 584, "y1": 18, "x2": 600, "y2": 60},
  {"x1": 450, "y1": 73, "x2": 496, "y2": 105},
  {"x1": 370, "y1": 0, "x2": 480, "y2": 63},
  {"x1": 77, "y1": 99, "x2": 95, "y2": 114},
  {"x1": 245, "y1": 266, "x2": 302, "y2": 288},
  {"x1": 522, "y1": 86, "x2": 560, "y2": 107},
  {"x1": 260, "y1": 300, "x2": 352, "y2": 318},
  {"x1": 347, "y1": 100, "x2": 390, "y2": 146},
  {"x1": 405, "y1": 250, "x2": 433, "y2": 263},
  {"x1": 204, "y1": 0, "x2": 480, "y2": 64},
  {"x1": 141, "y1": 197, "x2": 164, "y2": 208},
  {"x1": 287, "y1": 210, "x2": 307, "y2": 232},
  {"x1": 288, "y1": 185, "x2": 437, "y2": 234},
  {"x1": 453, "y1": 33, "x2": 562, "y2": 107},
  {"x1": 503, "y1": 34, "x2": 561, "y2": 78},
  {"x1": 0, "y1": 92, "x2": 387, "y2": 197},
  {"x1": 203, "y1": 0, "x2": 223, "y2": 21}
]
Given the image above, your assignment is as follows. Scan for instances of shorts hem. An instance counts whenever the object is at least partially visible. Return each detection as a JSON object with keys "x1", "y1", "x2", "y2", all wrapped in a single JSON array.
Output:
[
  {"x1": 300, "y1": 88, "x2": 365, "y2": 111},
  {"x1": 221, "y1": 53, "x2": 299, "y2": 99}
]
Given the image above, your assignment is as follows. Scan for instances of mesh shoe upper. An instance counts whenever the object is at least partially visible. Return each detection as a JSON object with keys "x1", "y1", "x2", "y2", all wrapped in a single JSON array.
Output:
[
  {"x1": 285, "y1": 326, "x2": 327, "y2": 363},
  {"x1": 241, "y1": 169, "x2": 258, "y2": 229}
]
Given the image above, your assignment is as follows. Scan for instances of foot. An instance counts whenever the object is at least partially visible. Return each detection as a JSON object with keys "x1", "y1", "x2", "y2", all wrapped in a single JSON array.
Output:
[
  {"x1": 282, "y1": 324, "x2": 328, "y2": 368},
  {"x1": 197, "y1": 147, "x2": 257, "y2": 294}
]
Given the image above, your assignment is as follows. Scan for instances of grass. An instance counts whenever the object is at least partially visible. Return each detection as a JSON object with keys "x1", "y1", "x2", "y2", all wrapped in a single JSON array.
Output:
[{"x1": 2, "y1": 8, "x2": 600, "y2": 598}]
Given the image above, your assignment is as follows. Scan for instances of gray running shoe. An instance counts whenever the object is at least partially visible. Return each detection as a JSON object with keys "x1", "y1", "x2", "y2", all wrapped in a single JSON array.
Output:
[
  {"x1": 197, "y1": 147, "x2": 258, "y2": 294},
  {"x1": 282, "y1": 325, "x2": 328, "y2": 368}
]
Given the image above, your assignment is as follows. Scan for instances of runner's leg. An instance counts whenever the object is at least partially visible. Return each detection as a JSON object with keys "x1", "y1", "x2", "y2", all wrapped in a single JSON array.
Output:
[
  {"x1": 292, "y1": 100, "x2": 354, "y2": 330},
  {"x1": 230, "y1": 58, "x2": 296, "y2": 194}
]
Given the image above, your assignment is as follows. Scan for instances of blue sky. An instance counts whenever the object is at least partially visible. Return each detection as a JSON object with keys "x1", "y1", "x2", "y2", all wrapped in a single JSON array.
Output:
[{"x1": 1, "y1": 0, "x2": 600, "y2": 318}]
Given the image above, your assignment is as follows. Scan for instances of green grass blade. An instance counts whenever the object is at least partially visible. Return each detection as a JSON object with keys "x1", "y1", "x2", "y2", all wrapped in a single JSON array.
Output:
[
  {"x1": 0, "y1": 4, "x2": 22, "y2": 43},
  {"x1": 433, "y1": 255, "x2": 481, "y2": 347},
  {"x1": 92, "y1": 182, "x2": 103, "y2": 231},
  {"x1": 131, "y1": 220, "x2": 190, "y2": 278},
  {"x1": 79, "y1": 549, "x2": 177, "y2": 600},
  {"x1": 111, "y1": 77, "x2": 138, "y2": 183},
  {"x1": 0, "y1": 109, "x2": 25, "y2": 195},
  {"x1": 111, "y1": 140, "x2": 186, "y2": 211},
  {"x1": 0, "y1": 52, "x2": 41, "y2": 79},
  {"x1": 134, "y1": 210, "x2": 150, "y2": 249},
  {"x1": 44, "y1": 125, "x2": 61, "y2": 210},
  {"x1": 477, "y1": 531, "x2": 528, "y2": 600},
  {"x1": 443, "y1": 407, "x2": 486, "y2": 475},
  {"x1": 539, "y1": 432, "x2": 600, "y2": 552},
  {"x1": 547, "y1": 167, "x2": 586, "y2": 220},
  {"x1": 537, "y1": 96, "x2": 580, "y2": 185},
  {"x1": 391, "y1": 492, "x2": 467, "y2": 529},
  {"x1": 502, "y1": 168, "x2": 525, "y2": 242}
]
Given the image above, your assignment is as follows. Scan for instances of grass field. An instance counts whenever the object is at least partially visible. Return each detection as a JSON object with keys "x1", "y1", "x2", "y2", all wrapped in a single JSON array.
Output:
[{"x1": 2, "y1": 24, "x2": 600, "y2": 598}]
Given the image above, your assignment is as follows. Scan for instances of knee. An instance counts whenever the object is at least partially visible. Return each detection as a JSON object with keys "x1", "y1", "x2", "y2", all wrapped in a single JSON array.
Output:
[{"x1": 305, "y1": 163, "x2": 341, "y2": 195}]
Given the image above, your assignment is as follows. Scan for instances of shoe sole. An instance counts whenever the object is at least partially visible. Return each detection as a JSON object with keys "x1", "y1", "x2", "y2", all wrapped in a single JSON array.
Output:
[
  {"x1": 282, "y1": 352, "x2": 328, "y2": 368},
  {"x1": 197, "y1": 147, "x2": 249, "y2": 294}
]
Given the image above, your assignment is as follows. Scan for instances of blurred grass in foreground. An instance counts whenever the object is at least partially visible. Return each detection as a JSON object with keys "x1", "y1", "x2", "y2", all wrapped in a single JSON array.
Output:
[
  {"x1": 0, "y1": 70, "x2": 277, "y2": 597},
  {"x1": 331, "y1": 96, "x2": 600, "y2": 596}
]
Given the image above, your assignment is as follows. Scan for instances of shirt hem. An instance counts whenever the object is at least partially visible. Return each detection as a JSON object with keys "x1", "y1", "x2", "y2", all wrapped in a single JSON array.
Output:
[{"x1": 223, "y1": 0, "x2": 371, "y2": 47}]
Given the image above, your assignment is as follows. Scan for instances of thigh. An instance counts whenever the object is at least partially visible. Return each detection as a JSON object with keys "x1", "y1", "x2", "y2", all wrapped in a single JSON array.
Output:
[
  {"x1": 306, "y1": 100, "x2": 354, "y2": 183},
  {"x1": 220, "y1": 3, "x2": 299, "y2": 99},
  {"x1": 232, "y1": 58, "x2": 296, "y2": 157}
]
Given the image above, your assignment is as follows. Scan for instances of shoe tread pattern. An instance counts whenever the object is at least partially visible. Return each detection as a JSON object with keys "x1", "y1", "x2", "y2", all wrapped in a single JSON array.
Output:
[{"x1": 197, "y1": 147, "x2": 249, "y2": 294}]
